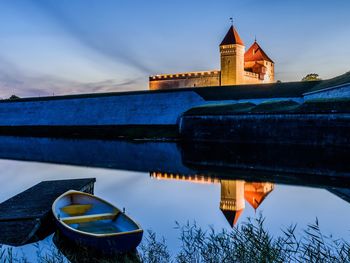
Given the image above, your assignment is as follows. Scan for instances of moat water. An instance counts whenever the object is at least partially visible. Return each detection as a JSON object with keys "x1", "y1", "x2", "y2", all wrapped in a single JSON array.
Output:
[{"x1": 0, "y1": 136, "x2": 349, "y2": 262}]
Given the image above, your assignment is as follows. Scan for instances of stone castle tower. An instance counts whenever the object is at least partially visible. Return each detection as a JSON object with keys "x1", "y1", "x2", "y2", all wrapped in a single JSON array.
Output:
[
  {"x1": 220, "y1": 26, "x2": 245, "y2": 85},
  {"x1": 149, "y1": 25, "x2": 274, "y2": 90}
]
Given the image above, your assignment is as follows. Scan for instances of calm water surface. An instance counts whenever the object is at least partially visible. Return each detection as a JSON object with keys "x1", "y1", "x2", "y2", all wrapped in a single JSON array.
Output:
[{"x1": 0, "y1": 136, "x2": 349, "y2": 261}]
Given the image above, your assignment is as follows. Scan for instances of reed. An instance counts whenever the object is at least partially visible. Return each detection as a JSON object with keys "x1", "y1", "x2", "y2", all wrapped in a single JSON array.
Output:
[
  {"x1": 0, "y1": 215, "x2": 349, "y2": 263},
  {"x1": 140, "y1": 215, "x2": 350, "y2": 263}
]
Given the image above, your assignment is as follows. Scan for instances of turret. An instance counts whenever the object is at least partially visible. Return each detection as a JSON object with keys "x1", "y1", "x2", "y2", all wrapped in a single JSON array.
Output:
[
  {"x1": 220, "y1": 26, "x2": 245, "y2": 85},
  {"x1": 244, "y1": 41, "x2": 275, "y2": 83}
]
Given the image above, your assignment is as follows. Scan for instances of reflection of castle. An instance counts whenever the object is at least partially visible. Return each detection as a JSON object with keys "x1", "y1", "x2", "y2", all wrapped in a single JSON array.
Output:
[
  {"x1": 149, "y1": 25, "x2": 274, "y2": 90},
  {"x1": 150, "y1": 172, "x2": 274, "y2": 226},
  {"x1": 220, "y1": 180, "x2": 274, "y2": 226}
]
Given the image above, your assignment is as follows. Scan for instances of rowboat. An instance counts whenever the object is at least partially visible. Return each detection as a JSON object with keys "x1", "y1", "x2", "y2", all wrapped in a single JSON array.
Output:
[{"x1": 52, "y1": 190, "x2": 143, "y2": 254}]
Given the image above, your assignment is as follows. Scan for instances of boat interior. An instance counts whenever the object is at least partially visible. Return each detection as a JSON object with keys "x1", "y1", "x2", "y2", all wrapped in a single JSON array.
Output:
[{"x1": 55, "y1": 192, "x2": 139, "y2": 235}]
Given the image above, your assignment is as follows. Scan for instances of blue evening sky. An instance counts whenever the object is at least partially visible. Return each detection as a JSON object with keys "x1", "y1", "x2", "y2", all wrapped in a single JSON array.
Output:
[{"x1": 0, "y1": 0, "x2": 349, "y2": 97}]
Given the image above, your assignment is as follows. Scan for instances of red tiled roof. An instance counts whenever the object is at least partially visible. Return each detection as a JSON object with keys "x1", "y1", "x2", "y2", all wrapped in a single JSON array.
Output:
[
  {"x1": 245, "y1": 41, "x2": 274, "y2": 63},
  {"x1": 220, "y1": 26, "x2": 244, "y2": 46},
  {"x1": 244, "y1": 191, "x2": 267, "y2": 210}
]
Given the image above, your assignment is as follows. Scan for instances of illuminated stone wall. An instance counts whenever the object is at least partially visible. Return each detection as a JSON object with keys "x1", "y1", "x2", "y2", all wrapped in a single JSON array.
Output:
[
  {"x1": 243, "y1": 61, "x2": 274, "y2": 84},
  {"x1": 149, "y1": 71, "x2": 220, "y2": 90},
  {"x1": 243, "y1": 71, "x2": 261, "y2": 84},
  {"x1": 264, "y1": 61, "x2": 274, "y2": 82},
  {"x1": 0, "y1": 91, "x2": 207, "y2": 126},
  {"x1": 251, "y1": 60, "x2": 274, "y2": 83}
]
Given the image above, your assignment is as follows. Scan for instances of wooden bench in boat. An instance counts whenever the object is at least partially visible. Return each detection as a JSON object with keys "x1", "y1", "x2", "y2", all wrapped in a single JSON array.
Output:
[
  {"x1": 60, "y1": 204, "x2": 93, "y2": 216},
  {"x1": 61, "y1": 212, "x2": 119, "y2": 224}
]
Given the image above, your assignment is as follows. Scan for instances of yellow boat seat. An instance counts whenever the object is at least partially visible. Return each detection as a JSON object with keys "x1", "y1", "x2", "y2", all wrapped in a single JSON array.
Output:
[
  {"x1": 60, "y1": 204, "x2": 93, "y2": 216},
  {"x1": 61, "y1": 212, "x2": 119, "y2": 224}
]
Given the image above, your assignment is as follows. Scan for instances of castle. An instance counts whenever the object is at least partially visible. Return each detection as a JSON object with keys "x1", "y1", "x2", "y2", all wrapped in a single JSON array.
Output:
[{"x1": 149, "y1": 25, "x2": 274, "y2": 90}]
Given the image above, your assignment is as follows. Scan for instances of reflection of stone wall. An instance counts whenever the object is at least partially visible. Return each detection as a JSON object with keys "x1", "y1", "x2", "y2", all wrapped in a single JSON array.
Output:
[
  {"x1": 150, "y1": 172, "x2": 220, "y2": 184},
  {"x1": 149, "y1": 71, "x2": 220, "y2": 90}
]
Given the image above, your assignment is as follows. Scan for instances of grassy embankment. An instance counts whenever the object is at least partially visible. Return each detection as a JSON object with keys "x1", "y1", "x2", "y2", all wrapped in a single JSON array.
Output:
[{"x1": 184, "y1": 98, "x2": 350, "y2": 116}]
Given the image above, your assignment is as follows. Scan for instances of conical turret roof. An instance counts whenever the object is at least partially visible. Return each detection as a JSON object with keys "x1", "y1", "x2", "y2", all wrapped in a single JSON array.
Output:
[
  {"x1": 220, "y1": 209, "x2": 244, "y2": 227},
  {"x1": 220, "y1": 25, "x2": 244, "y2": 46}
]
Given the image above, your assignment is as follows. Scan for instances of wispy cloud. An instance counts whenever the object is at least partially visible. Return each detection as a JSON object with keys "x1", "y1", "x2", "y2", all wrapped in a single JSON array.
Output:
[
  {"x1": 28, "y1": 0, "x2": 154, "y2": 74},
  {"x1": 0, "y1": 1, "x2": 153, "y2": 97},
  {"x1": 0, "y1": 56, "x2": 144, "y2": 98}
]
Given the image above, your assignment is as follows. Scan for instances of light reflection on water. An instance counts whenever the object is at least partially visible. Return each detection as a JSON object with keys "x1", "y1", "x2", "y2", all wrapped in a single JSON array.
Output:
[{"x1": 0, "y1": 137, "x2": 349, "y2": 260}]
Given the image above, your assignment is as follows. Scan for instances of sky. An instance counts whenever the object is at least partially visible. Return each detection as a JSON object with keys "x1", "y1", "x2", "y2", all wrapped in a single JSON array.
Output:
[{"x1": 0, "y1": 0, "x2": 349, "y2": 97}]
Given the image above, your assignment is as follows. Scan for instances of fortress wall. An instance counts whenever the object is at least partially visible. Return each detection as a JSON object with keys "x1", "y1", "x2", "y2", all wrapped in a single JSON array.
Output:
[
  {"x1": 149, "y1": 72, "x2": 220, "y2": 90},
  {"x1": 0, "y1": 92, "x2": 303, "y2": 132},
  {"x1": 0, "y1": 91, "x2": 206, "y2": 126},
  {"x1": 303, "y1": 84, "x2": 350, "y2": 100},
  {"x1": 0, "y1": 78, "x2": 320, "y2": 131},
  {"x1": 243, "y1": 72, "x2": 261, "y2": 84},
  {"x1": 180, "y1": 113, "x2": 350, "y2": 146}
]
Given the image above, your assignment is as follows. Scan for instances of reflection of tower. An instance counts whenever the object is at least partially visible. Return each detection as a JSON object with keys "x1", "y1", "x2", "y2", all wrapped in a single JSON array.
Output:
[
  {"x1": 220, "y1": 180, "x2": 245, "y2": 227},
  {"x1": 244, "y1": 182, "x2": 274, "y2": 210}
]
